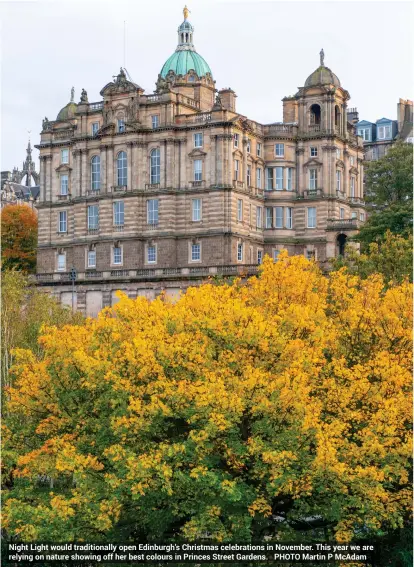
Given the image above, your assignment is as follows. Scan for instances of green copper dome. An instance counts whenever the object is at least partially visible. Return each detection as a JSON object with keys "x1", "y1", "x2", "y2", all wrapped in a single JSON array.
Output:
[
  {"x1": 56, "y1": 102, "x2": 77, "y2": 121},
  {"x1": 160, "y1": 50, "x2": 212, "y2": 79}
]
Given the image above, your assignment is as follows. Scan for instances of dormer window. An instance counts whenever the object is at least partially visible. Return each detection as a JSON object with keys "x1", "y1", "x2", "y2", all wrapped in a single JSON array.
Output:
[
  {"x1": 117, "y1": 119, "x2": 125, "y2": 133},
  {"x1": 378, "y1": 125, "x2": 391, "y2": 139},
  {"x1": 358, "y1": 128, "x2": 370, "y2": 141}
]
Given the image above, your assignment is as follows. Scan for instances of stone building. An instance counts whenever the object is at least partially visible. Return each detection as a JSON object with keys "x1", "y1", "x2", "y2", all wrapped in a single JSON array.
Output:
[
  {"x1": 1, "y1": 141, "x2": 40, "y2": 209},
  {"x1": 35, "y1": 8, "x2": 365, "y2": 316}
]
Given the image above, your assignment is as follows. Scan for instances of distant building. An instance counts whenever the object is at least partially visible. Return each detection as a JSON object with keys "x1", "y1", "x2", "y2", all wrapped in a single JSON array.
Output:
[
  {"x1": 1, "y1": 141, "x2": 40, "y2": 209},
  {"x1": 352, "y1": 99, "x2": 413, "y2": 161}
]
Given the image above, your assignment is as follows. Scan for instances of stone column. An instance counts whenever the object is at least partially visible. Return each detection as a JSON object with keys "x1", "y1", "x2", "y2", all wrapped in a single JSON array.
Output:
[
  {"x1": 216, "y1": 135, "x2": 223, "y2": 186},
  {"x1": 132, "y1": 142, "x2": 138, "y2": 189},
  {"x1": 166, "y1": 139, "x2": 174, "y2": 187},
  {"x1": 45, "y1": 155, "x2": 52, "y2": 202},
  {"x1": 39, "y1": 156, "x2": 46, "y2": 201},
  {"x1": 242, "y1": 136, "x2": 248, "y2": 186},
  {"x1": 227, "y1": 133, "x2": 233, "y2": 186},
  {"x1": 127, "y1": 142, "x2": 133, "y2": 189},
  {"x1": 173, "y1": 141, "x2": 180, "y2": 188},
  {"x1": 107, "y1": 146, "x2": 114, "y2": 191},
  {"x1": 81, "y1": 150, "x2": 88, "y2": 197},
  {"x1": 358, "y1": 159, "x2": 364, "y2": 200},
  {"x1": 342, "y1": 103, "x2": 347, "y2": 138},
  {"x1": 343, "y1": 149, "x2": 349, "y2": 198},
  {"x1": 296, "y1": 148, "x2": 304, "y2": 195},
  {"x1": 100, "y1": 145, "x2": 107, "y2": 193}
]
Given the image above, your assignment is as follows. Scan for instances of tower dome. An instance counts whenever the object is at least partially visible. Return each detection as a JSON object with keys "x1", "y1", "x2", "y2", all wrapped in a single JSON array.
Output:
[
  {"x1": 159, "y1": 6, "x2": 213, "y2": 79},
  {"x1": 304, "y1": 49, "x2": 341, "y2": 88},
  {"x1": 56, "y1": 87, "x2": 77, "y2": 121}
]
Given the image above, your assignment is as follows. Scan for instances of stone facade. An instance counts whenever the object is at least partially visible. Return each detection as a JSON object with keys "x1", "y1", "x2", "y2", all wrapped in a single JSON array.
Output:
[{"x1": 35, "y1": 10, "x2": 365, "y2": 316}]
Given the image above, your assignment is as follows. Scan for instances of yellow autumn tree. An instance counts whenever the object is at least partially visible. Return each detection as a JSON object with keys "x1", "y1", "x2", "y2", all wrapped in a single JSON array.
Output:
[{"x1": 3, "y1": 252, "x2": 412, "y2": 549}]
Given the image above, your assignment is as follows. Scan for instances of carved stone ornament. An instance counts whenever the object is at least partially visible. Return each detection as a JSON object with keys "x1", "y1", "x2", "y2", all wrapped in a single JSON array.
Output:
[{"x1": 80, "y1": 89, "x2": 88, "y2": 103}]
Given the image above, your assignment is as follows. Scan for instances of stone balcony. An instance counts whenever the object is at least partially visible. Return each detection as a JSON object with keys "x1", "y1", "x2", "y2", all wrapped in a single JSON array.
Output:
[
  {"x1": 36, "y1": 264, "x2": 261, "y2": 284},
  {"x1": 326, "y1": 218, "x2": 361, "y2": 231}
]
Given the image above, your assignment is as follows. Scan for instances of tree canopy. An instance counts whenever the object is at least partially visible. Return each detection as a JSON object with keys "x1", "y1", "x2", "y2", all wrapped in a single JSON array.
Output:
[
  {"x1": 3, "y1": 254, "x2": 412, "y2": 547},
  {"x1": 1, "y1": 205, "x2": 38, "y2": 273}
]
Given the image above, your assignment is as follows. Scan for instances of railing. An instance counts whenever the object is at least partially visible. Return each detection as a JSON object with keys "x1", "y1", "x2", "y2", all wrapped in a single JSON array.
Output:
[
  {"x1": 136, "y1": 268, "x2": 156, "y2": 276},
  {"x1": 162, "y1": 268, "x2": 181, "y2": 275},
  {"x1": 233, "y1": 180, "x2": 245, "y2": 189},
  {"x1": 58, "y1": 194, "x2": 70, "y2": 200},
  {"x1": 113, "y1": 185, "x2": 128, "y2": 192},
  {"x1": 145, "y1": 183, "x2": 160, "y2": 190},
  {"x1": 177, "y1": 94, "x2": 200, "y2": 109},
  {"x1": 110, "y1": 270, "x2": 129, "y2": 277},
  {"x1": 349, "y1": 197, "x2": 365, "y2": 205},
  {"x1": 264, "y1": 123, "x2": 297, "y2": 136},
  {"x1": 86, "y1": 189, "x2": 100, "y2": 196},
  {"x1": 194, "y1": 112, "x2": 211, "y2": 123},
  {"x1": 146, "y1": 222, "x2": 159, "y2": 228},
  {"x1": 36, "y1": 273, "x2": 55, "y2": 282},
  {"x1": 327, "y1": 218, "x2": 360, "y2": 231},
  {"x1": 190, "y1": 180, "x2": 205, "y2": 188},
  {"x1": 308, "y1": 124, "x2": 321, "y2": 132},
  {"x1": 146, "y1": 95, "x2": 162, "y2": 103},
  {"x1": 89, "y1": 102, "x2": 103, "y2": 111},
  {"x1": 303, "y1": 188, "x2": 324, "y2": 198},
  {"x1": 86, "y1": 271, "x2": 103, "y2": 278},
  {"x1": 54, "y1": 130, "x2": 72, "y2": 140},
  {"x1": 87, "y1": 228, "x2": 99, "y2": 234},
  {"x1": 113, "y1": 225, "x2": 124, "y2": 232},
  {"x1": 189, "y1": 266, "x2": 205, "y2": 274}
]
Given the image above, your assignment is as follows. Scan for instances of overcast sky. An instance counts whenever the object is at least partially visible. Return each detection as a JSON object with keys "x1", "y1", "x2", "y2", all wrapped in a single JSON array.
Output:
[{"x1": 1, "y1": 0, "x2": 413, "y2": 172}]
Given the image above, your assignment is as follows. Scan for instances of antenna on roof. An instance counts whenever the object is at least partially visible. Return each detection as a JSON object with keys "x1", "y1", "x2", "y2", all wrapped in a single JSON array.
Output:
[{"x1": 123, "y1": 21, "x2": 126, "y2": 68}]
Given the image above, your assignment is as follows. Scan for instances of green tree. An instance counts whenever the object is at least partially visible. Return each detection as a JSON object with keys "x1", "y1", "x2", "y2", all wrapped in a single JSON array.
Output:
[
  {"x1": 334, "y1": 231, "x2": 412, "y2": 284},
  {"x1": 357, "y1": 142, "x2": 413, "y2": 247}
]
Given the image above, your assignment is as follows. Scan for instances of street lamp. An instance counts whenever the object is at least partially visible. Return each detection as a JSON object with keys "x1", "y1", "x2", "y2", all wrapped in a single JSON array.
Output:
[{"x1": 69, "y1": 267, "x2": 77, "y2": 313}]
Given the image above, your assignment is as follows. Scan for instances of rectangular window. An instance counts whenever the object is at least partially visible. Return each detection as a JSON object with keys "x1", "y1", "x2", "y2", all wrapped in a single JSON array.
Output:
[
  {"x1": 147, "y1": 245, "x2": 156, "y2": 264},
  {"x1": 336, "y1": 148, "x2": 341, "y2": 159},
  {"x1": 234, "y1": 159, "x2": 239, "y2": 180},
  {"x1": 237, "y1": 242, "x2": 243, "y2": 262},
  {"x1": 275, "y1": 167, "x2": 283, "y2": 190},
  {"x1": 265, "y1": 207, "x2": 273, "y2": 229},
  {"x1": 192, "y1": 198, "x2": 202, "y2": 221},
  {"x1": 351, "y1": 212, "x2": 357, "y2": 219},
  {"x1": 58, "y1": 211, "x2": 67, "y2": 233},
  {"x1": 247, "y1": 139, "x2": 251, "y2": 153},
  {"x1": 273, "y1": 250, "x2": 280, "y2": 261},
  {"x1": 88, "y1": 205, "x2": 99, "y2": 230},
  {"x1": 350, "y1": 177, "x2": 355, "y2": 197},
  {"x1": 257, "y1": 168, "x2": 262, "y2": 188},
  {"x1": 249, "y1": 204, "x2": 252, "y2": 226},
  {"x1": 256, "y1": 206, "x2": 262, "y2": 229},
  {"x1": 286, "y1": 207, "x2": 293, "y2": 229},
  {"x1": 57, "y1": 253, "x2": 66, "y2": 271},
  {"x1": 310, "y1": 147, "x2": 318, "y2": 157},
  {"x1": 336, "y1": 170, "x2": 341, "y2": 192},
  {"x1": 266, "y1": 168, "x2": 273, "y2": 190},
  {"x1": 117, "y1": 119, "x2": 125, "y2": 133},
  {"x1": 234, "y1": 133, "x2": 239, "y2": 148},
  {"x1": 306, "y1": 250, "x2": 315, "y2": 260},
  {"x1": 275, "y1": 143, "x2": 284, "y2": 157},
  {"x1": 287, "y1": 168, "x2": 293, "y2": 191},
  {"x1": 247, "y1": 165, "x2": 251, "y2": 187},
  {"x1": 60, "y1": 174, "x2": 68, "y2": 195},
  {"x1": 340, "y1": 207, "x2": 345, "y2": 219},
  {"x1": 194, "y1": 132, "x2": 203, "y2": 148},
  {"x1": 307, "y1": 207, "x2": 316, "y2": 228},
  {"x1": 237, "y1": 199, "x2": 243, "y2": 222},
  {"x1": 358, "y1": 128, "x2": 370, "y2": 141},
  {"x1": 191, "y1": 243, "x2": 201, "y2": 262},
  {"x1": 378, "y1": 125, "x2": 391, "y2": 139},
  {"x1": 113, "y1": 247, "x2": 122, "y2": 265},
  {"x1": 360, "y1": 212, "x2": 365, "y2": 221},
  {"x1": 256, "y1": 142, "x2": 262, "y2": 157},
  {"x1": 113, "y1": 201, "x2": 124, "y2": 226},
  {"x1": 147, "y1": 199, "x2": 159, "y2": 224},
  {"x1": 310, "y1": 169, "x2": 317, "y2": 190},
  {"x1": 91, "y1": 122, "x2": 99, "y2": 136},
  {"x1": 87, "y1": 250, "x2": 96, "y2": 268},
  {"x1": 275, "y1": 207, "x2": 283, "y2": 228},
  {"x1": 257, "y1": 250, "x2": 263, "y2": 265},
  {"x1": 152, "y1": 115, "x2": 159, "y2": 129},
  {"x1": 61, "y1": 149, "x2": 69, "y2": 164},
  {"x1": 194, "y1": 159, "x2": 202, "y2": 181},
  {"x1": 350, "y1": 156, "x2": 354, "y2": 166}
]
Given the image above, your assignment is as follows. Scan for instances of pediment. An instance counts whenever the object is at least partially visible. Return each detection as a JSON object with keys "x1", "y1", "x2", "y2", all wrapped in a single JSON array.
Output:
[
  {"x1": 188, "y1": 148, "x2": 207, "y2": 158},
  {"x1": 125, "y1": 121, "x2": 142, "y2": 133},
  {"x1": 233, "y1": 149, "x2": 243, "y2": 159},
  {"x1": 303, "y1": 157, "x2": 323, "y2": 168},
  {"x1": 55, "y1": 164, "x2": 72, "y2": 173},
  {"x1": 349, "y1": 166, "x2": 359, "y2": 175},
  {"x1": 336, "y1": 159, "x2": 345, "y2": 169}
]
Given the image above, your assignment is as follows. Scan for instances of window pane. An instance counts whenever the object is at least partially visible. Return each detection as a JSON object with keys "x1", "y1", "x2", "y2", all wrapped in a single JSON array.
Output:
[
  {"x1": 265, "y1": 207, "x2": 272, "y2": 228},
  {"x1": 150, "y1": 148, "x2": 160, "y2": 184},
  {"x1": 286, "y1": 207, "x2": 293, "y2": 229},
  {"x1": 194, "y1": 133, "x2": 203, "y2": 147},
  {"x1": 60, "y1": 175, "x2": 68, "y2": 195},
  {"x1": 287, "y1": 168, "x2": 292, "y2": 190},
  {"x1": 113, "y1": 201, "x2": 124, "y2": 225},
  {"x1": 117, "y1": 151, "x2": 127, "y2": 186},
  {"x1": 194, "y1": 159, "x2": 202, "y2": 181},
  {"x1": 88, "y1": 205, "x2": 99, "y2": 229},
  {"x1": 257, "y1": 168, "x2": 262, "y2": 188},
  {"x1": 91, "y1": 156, "x2": 101, "y2": 190},
  {"x1": 256, "y1": 206, "x2": 262, "y2": 228},
  {"x1": 113, "y1": 247, "x2": 122, "y2": 264},
  {"x1": 275, "y1": 167, "x2": 283, "y2": 190},
  {"x1": 275, "y1": 207, "x2": 283, "y2": 228},
  {"x1": 266, "y1": 168, "x2": 273, "y2": 190},
  {"x1": 57, "y1": 254, "x2": 66, "y2": 271},
  {"x1": 191, "y1": 243, "x2": 201, "y2": 261},
  {"x1": 192, "y1": 199, "x2": 201, "y2": 221},
  {"x1": 237, "y1": 199, "x2": 243, "y2": 221},
  {"x1": 148, "y1": 245, "x2": 156, "y2": 263},
  {"x1": 147, "y1": 199, "x2": 159, "y2": 224},
  {"x1": 307, "y1": 207, "x2": 316, "y2": 228},
  {"x1": 87, "y1": 250, "x2": 96, "y2": 267}
]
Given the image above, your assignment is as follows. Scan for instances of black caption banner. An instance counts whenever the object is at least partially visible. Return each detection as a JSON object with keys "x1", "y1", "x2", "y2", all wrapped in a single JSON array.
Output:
[{"x1": 4, "y1": 542, "x2": 375, "y2": 564}]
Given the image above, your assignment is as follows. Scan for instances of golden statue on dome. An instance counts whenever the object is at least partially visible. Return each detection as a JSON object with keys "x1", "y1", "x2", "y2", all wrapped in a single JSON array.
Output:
[{"x1": 183, "y1": 5, "x2": 190, "y2": 20}]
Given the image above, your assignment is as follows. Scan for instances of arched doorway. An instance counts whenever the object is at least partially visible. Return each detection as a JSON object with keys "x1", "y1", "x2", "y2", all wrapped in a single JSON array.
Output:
[
  {"x1": 309, "y1": 104, "x2": 321, "y2": 125},
  {"x1": 337, "y1": 233, "x2": 347, "y2": 256}
]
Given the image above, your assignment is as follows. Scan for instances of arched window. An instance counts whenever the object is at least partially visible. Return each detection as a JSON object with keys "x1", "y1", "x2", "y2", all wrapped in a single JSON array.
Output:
[
  {"x1": 335, "y1": 105, "x2": 341, "y2": 128},
  {"x1": 181, "y1": 33, "x2": 184, "y2": 43},
  {"x1": 91, "y1": 156, "x2": 100, "y2": 191},
  {"x1": 310, "y1": 104, "x2": 321, "y2": 126},
  {"x1": 150, "y1": 148, "x2": 160, "y2": 184},
  {"x1": 117, "y1": 151, "x2": 127, "y2": 187}
]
